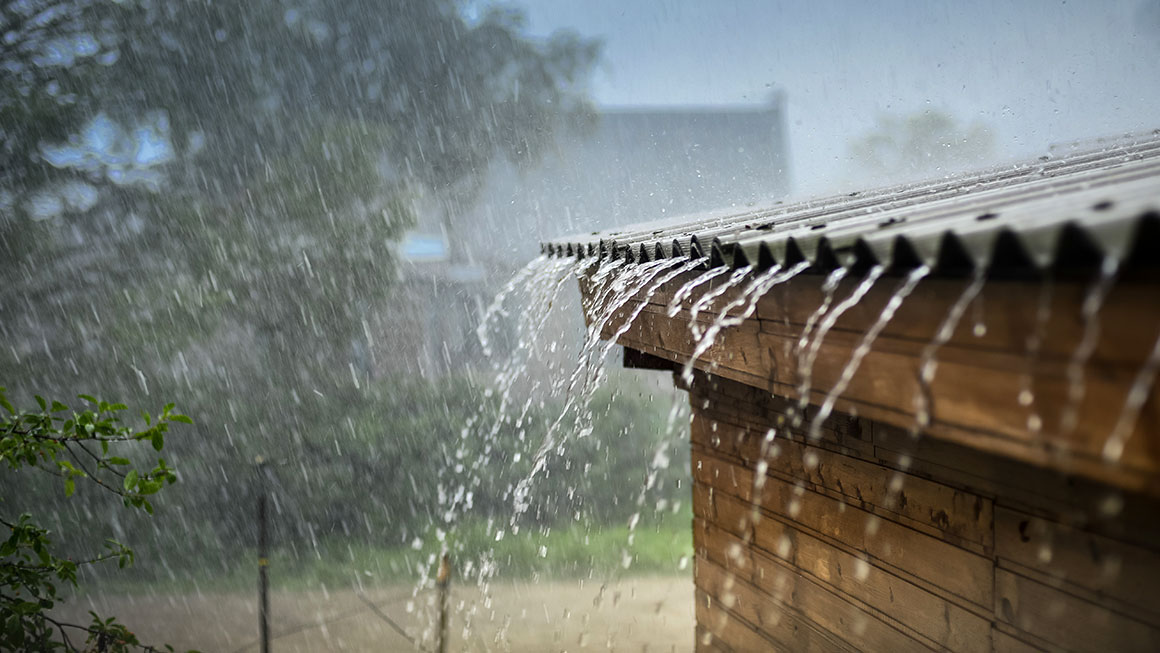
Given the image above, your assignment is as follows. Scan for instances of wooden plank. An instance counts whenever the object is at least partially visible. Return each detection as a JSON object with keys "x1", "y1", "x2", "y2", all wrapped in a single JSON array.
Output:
[
  {"x1": 694, "y1": 512, "x2": 754, "y2": 579},
  {"x1": 702, "y1": 514, "x2": 992, "y2": 653},
  {"x1": 754, "y1": 323, "x2": 1159, "y2": 474},
  {"x1": 694, "y1": 412, "x2": 994, "y2": 551},
  {"x1": 696, "y1": 559, "x2": 861, "y2": 652},
  {"x1": 693, "y1": 586, "x2": 845, "y2": 653},
  {"x1": 991, "y1": 626, "x2": 1052, "y2": 653},
  {"x1": 589, "y1": 271, "x2": 1160, "y2": 495},
  {"x1": 995, "y1": 568, "x2": 1160, "y2": 653},
  {"x1": 617, "y1": 322, "x2": 1160, "y2": 496},
  {"x1": 995, "y1": 506, "x2": 1160, "y2": 626},
  {"x1": 692, "y1": 482, "x2": 717, "y2": 522},
  {"x1": 694, "y1": 624, "x2": 732, "y2": 652},
  {"x1": 708, "y1": 548, "x2": 938, "y2": 653},
  {"x1": 619, "y1": 315, "x2": 1160, "y2": 496},
  {"x1": 873, "y1": 422, "x2": 1160, "y2": 551},
  {"x1": 692, "y1": 449, "x2": 995, "y2": 609},
  {"x1": 627, "y1": 268, "x2": 1160, "y2": 366},
  {"x1": 691, "y1": 373, "x2": 877, "y2": 459}
]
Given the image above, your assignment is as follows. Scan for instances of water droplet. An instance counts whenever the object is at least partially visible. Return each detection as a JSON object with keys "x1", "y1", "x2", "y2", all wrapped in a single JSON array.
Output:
[
  {"x1": 803, "y1": 451, "x2": 819, "y2": 470},
  {"x1": 853, "y1": 557, "x2": 871, "y2": 581},
  {"x1": 1027, "y1": 414, "x2": 1043, "y2": 433},
  {"x1": 888, "y1": 474, "x2": 904, "y2": 493},
  {"x1": 1100, "y1": 494, "x2": 1124, "y2": 517},
  {"x1": 787, "y1": 498, "x2": 802, "y2": 518},
  {"x1": 776, "y1": 535, "x2": 792, "y2": 558}
]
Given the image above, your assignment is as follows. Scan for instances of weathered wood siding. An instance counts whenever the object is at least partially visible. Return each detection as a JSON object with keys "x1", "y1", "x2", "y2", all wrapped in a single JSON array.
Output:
[
  {"x1": 688, "y1": 372, "x2": 1160, "y2": 652},
  {"x1": 594, "y1": 271, "x2": 1160, "y2": 495}
]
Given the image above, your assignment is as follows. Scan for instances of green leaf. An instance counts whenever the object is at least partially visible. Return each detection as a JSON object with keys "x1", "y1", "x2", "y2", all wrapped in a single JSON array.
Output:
[
  {"x1": 124, "y1": 469, "x2": 138, "y2": 492},
  {"x1": 152, "y1": 432, "x2": 164, "y2": 451},
  {"x1": 50, "y1": 400, "x2": 68, "y2": 412},
  {"x1": 108, "y1": 457, "x2": 131, "y2": 466},
  {"x1": 109, "y1": 403, "x2": 128, "y2": 411},
  {"x1": 169, "y1": 414, "x2": 193, "y2": 424},
  {"x1": 64, "y1": 478, "x2": 75, "y2": 498},
  {"x1": 0, "y1": 393, "x2": 15, "y2": 415},
  {"x1": 77, "y1": 394, "x2": 98, "y2": 404},
  {"x1": 35, "y1": 395, "x2": 46, "y2": 411}
]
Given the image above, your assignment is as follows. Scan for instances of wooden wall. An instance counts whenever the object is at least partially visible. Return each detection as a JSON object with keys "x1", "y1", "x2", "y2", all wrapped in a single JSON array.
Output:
[
  {"x1": 688, "y1": 372, "x2": 1160, "y2": 652},
  {"x1": 600, "y1": 271, "x2": 1160, "y2": 496}
]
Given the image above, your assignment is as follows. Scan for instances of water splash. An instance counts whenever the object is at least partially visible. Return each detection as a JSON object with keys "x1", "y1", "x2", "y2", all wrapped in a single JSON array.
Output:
[
  {"x1": 793, "y1": 267, "x2": 849, "y2": 373},
  {"x1": 807, "y1": 265, "x2": 931, "y2": 442},
  {"x1": 569, "y1": 257, "x2": 686, "y2": 394},
  {"x1": 1020, "y1": 278, "x2": 1055, "y2": 434},
  {"x1": 595, "y1": 257, "x2": 709, "y2": 372},
  {"x1": 666, "y1": 265, "x2": 731, "y2": 317},
  {"x1": 681, "y1": 262, "x2": 811, "y2": 385},
  {"x1": 795, "y1": 265, "x2": 886, "y2": 424},
  {"x1": 1102, "y1": 329, "x2": 1160, "y2": 462},
  {"x1": 517, "y1": 257, "x2": 695, "y2": 518},
  {"x1": 414, "y1": 254, "x2": 585, "y2": 646},
  {"x1": 1060, "y1": 257, "x2": 1120, "y2": 434},
  {"x1": 688, "y1": 266, "x2": 752, "y2": 340},
  {"x1": 434, "y1": 257, "x2": 577, "y2": 542},
  {"x1": 912, "y1": 266, "x2": 987, "y2": 435},
  {"x1": 476, "y1": 255, "x2": 546, "y2": 356}
]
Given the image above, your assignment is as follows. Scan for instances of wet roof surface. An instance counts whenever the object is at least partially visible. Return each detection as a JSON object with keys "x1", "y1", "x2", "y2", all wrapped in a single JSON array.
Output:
[{"x1": 542, "y1": 133, "x2": 1160, "y2": 277}]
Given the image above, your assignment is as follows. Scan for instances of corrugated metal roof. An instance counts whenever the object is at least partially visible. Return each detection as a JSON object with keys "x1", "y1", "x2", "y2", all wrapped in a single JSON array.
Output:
[{"x1": 542, "y1": 132, "x2": 1160, "y2": 276}]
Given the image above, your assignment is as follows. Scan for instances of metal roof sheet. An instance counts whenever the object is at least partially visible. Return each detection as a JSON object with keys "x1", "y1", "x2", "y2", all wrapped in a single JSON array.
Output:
[{"x1": 542, "y1": 132, "x2": 1160, "y2": 277}]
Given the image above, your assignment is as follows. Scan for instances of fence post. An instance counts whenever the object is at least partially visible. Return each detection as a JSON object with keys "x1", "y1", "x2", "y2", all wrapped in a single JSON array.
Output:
[
  {"x1": 437, "y1": 553, "x2": 451, "y2": 653},
  {"x1": 257, "y1": 457, "x2": 270, "y2": 653}
]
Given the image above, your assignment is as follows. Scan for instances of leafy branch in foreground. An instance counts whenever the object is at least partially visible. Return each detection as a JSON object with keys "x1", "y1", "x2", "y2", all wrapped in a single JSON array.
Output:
[{"x1": 0, "y1": 388, "x2": 195, "y2": 652}]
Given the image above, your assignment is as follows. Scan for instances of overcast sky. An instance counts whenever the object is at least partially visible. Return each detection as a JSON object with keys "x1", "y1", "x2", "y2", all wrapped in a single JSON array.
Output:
[{"x1": 511, "y1": 0, "x2": 1160, "y2": 196}]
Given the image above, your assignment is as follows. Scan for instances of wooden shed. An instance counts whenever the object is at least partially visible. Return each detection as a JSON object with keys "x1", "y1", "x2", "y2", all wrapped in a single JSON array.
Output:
[{"x1": 544, "y1": 137, "x2": 1160, "y2": 651}]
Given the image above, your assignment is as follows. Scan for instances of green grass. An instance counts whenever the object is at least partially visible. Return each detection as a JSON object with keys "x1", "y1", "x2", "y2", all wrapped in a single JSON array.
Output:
[{"x1": 85, "y1": 509, "x2": 693, "y2": 595}]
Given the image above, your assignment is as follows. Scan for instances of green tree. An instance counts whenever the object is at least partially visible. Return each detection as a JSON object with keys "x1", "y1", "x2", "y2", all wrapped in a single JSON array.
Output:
[
  {"x1": 0, "y1": 388, "x2": 190, "y2": 652},
  {"x1": 0, "y1": 0, "x2": 601, "y2": 574}
]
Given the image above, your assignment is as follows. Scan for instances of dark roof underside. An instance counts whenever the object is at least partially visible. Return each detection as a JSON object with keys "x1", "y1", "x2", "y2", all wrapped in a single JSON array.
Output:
[{"x1": 542, "y1": 133, "x2": 1160, "y2": 277}]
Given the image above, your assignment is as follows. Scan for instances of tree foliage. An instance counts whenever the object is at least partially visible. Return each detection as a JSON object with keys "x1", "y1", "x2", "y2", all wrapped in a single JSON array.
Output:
[
  {"x1": 0, "y1": 0, "x2": 606, "y2": 594},
  {"x1": 1, "y1": 0, "x2": 601, "y2": 407},
  {"x1": 0, "y1": 388, "x2": 191, "y2": 652}
]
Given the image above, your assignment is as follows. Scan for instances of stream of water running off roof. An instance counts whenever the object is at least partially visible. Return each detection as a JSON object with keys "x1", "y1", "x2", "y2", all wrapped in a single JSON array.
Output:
[
  {"x1": 517, "y1": 257, "x2": 695, "y2": 515},
  {"x1": 794, "y1": 265, "x2": 886, "y2": 426},
  {"x1": 807, "y1": 265, "x2": 931, "y2": 444},
  {"x1": 680, "y1": 261, "x2": 812, "y2": 386},
  {"x1": 418, "y1": 255, "x2": 579, "y2": 639},
  {"x1": 912, "y1": 266, "x2": 987, "y2": 435},
  {"x1": 431, "y1": 245, "x2": 1160, "y2": 646}
]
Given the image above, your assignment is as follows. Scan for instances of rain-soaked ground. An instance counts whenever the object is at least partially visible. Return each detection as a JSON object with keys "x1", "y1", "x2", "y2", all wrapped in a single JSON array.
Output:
[{"x1": 57, "y1": 578, "x2": 693, "y2": 652}]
